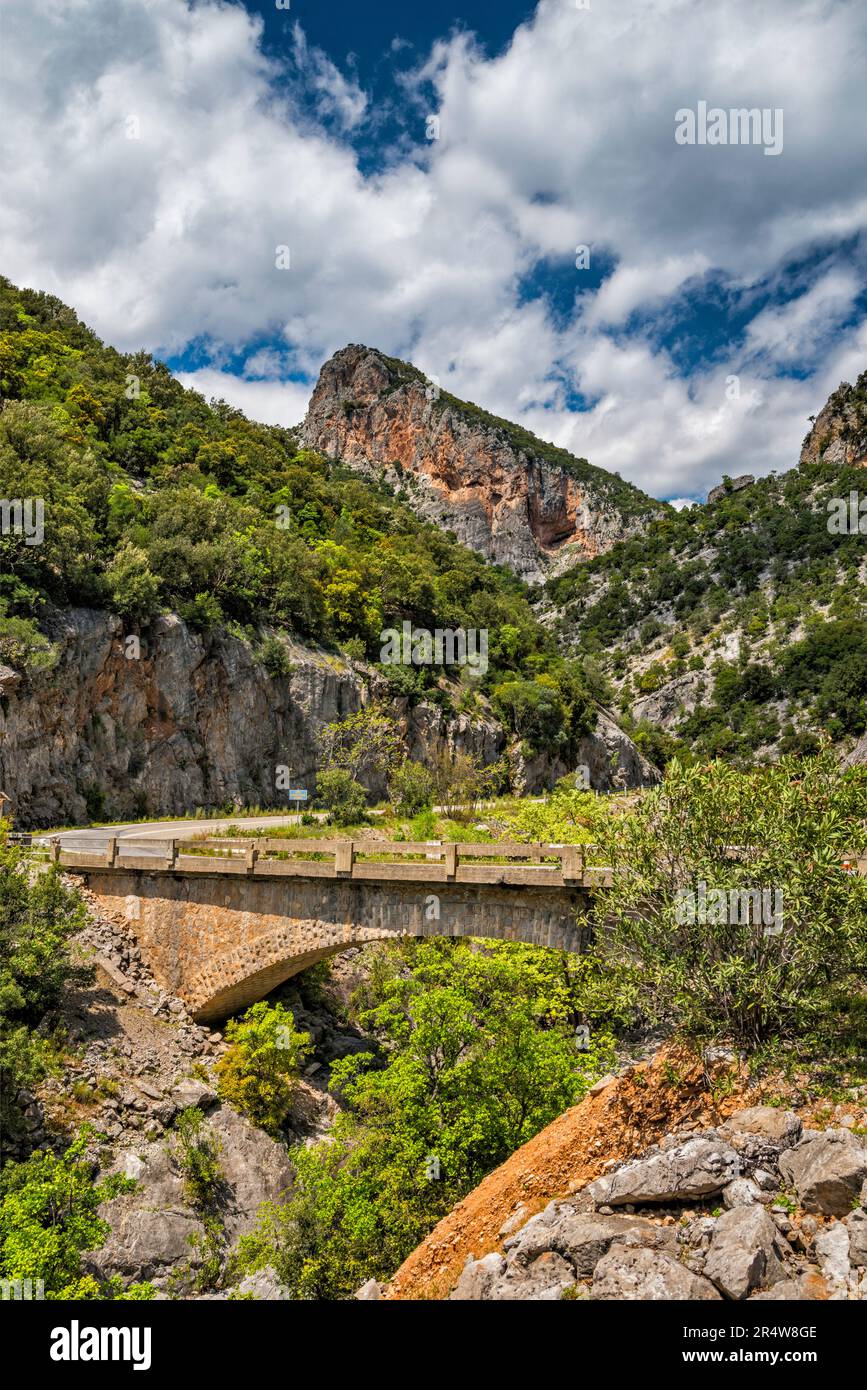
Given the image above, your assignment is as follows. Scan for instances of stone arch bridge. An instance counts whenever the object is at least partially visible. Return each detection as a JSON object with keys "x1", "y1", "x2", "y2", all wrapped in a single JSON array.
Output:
[{"x1": 53, "y1": 835, "x2": 604, "y2": 1021}]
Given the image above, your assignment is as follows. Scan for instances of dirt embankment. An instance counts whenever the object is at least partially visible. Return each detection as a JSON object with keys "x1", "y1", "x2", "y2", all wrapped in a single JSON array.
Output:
[{"x1": 385, "y1": 1047, "x2": 865, "y2": 1300}]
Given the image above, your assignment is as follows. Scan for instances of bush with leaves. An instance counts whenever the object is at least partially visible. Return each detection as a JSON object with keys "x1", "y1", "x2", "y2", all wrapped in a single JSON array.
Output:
[
  {"x1": 388, "y1": 760, "x2": 434, "y2": 816},
  {"x1": 314, "y1": 768, "x2": 368, "y2": 826},
  {"x1": 502, "y1": 783, "x2": 613, "y2": 846},
  {"x1": 170, "y1": 1106, "x2": 224, "y2": 1209},
  {"x1": 235, "y1": 939, "x2": 614, "y2": 1298},
  {"x1": 0, "y1": 832, "x2": 91, "y2": 1146},
  {"x1": 0, "y1": 1129, "x2": 153, "y2": 1299},
  {"x1": 259, "y1": 634, "x2": 293, "y2": 679},
  {"x1": 582, "y1": 751, "x2": 867, "y2": 1046},
  {"x1": 215, "y1": 1002, "x2": 311, "y2": 1138},
  {"x1": 316, "y1": 705, "x2": 403, "y2": 786}
]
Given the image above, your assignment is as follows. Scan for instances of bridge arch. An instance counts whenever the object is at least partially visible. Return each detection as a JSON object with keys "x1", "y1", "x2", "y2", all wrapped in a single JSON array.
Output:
[{"x1": 78, "y1": 868, "x2": 589, "y2": 1021}]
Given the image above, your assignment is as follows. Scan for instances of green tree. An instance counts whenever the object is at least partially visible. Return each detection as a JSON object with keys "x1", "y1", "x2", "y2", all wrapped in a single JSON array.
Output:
[
  {"x1": 215, "y1": 1002, "x2": 311, "y2": 1137},
  {"x1": 0, "y1": 833, "x2": 90, "y2": 1146},
  {"x1": 236, "y1": 940, "x2": 614, "y2": 1297},
  {"x1": 0, "y1": 1130, "x2": 152, "y2": 1299},
  {"x1": 388, "y1": 760, "x2": 434, "y2": 816},
  {"x1": 582, "y1": 752, "x2": 867, "y2": 1046}
]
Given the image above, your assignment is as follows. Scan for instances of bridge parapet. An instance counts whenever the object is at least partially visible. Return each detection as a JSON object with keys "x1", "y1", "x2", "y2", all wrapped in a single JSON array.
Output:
[
  {"x1": 58, "y1": 837, "x2": 598, "y2": 1021},
  {"x1": 51, "y1": 835, "x2": 615, "y2": 888}
]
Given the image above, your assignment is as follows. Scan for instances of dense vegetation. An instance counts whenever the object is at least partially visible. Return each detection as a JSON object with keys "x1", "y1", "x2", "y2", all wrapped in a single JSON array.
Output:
[
  {"x1": 583, "y1": 752, "x2": 867, "y2": 1047},
  {"x1": 0, "y1": 832, "x2": 89, "y2": 1147},
  {"x1": 548, "y1": 385, "x2": 867, "y2": 763},
  {"x1": 237, "y1": 938, "x2": 615, "y2": 1298},
  {"x1": 0, "y1": 277, "x2": 595, "y2": 763}
]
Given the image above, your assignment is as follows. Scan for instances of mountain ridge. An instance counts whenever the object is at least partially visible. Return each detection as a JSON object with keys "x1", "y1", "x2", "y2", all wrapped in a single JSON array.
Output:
[{"x1": 302, "y1": 343, "x2": 662, "y2": 583}]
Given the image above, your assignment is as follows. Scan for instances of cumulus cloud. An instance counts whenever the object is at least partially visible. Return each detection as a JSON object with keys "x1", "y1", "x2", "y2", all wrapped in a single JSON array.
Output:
[
  {"x1": 0, "y1": 0, "x2": 864, "y2": 500},
  {"x1": 174, "y1": 368, "x2": 309, "y2": 428}
]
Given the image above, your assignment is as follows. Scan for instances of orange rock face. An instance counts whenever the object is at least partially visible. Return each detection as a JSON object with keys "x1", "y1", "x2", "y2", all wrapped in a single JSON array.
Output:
[{"x1": 302, "y1": 344, "x2": 656, "y2": 583}]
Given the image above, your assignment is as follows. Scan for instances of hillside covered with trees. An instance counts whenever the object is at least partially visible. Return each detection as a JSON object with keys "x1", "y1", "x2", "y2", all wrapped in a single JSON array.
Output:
[{"x1": 548, "y1": 377, "x2": 867, "y2": 766}]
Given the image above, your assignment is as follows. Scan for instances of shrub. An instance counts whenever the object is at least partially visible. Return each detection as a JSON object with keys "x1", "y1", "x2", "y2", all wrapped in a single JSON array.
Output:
[
  {"x1": 0, "y1": 1129, "x2": 152, "y2": 1299},
  {"x1": 104, "y1": 542, "x2": 161, "y2": 623},
  {"x1": 0, "y1": 600, "x2": 58, "y2": 672},
  {"x1": 315, "y1": 768, "x2": 368, "y2": 825},
  {"x1": 259, "y1": 635, "x2": 293, "y2": 679},
  {"x1": 583, "y1": 752, "x2": 867, "y2": 1046},
  {"x1": 0, "y1": 834, "x2": 90, "y2": 1145},
  {"x1": 388, "y1": 760, "x2": 433, "y2": 816},
  {"x1": 215, "y1": 1002, "x2": 311, "y2": 1137},
  {"x1": 170, "y1": 1107, "x2": 223, "y2": 1209}
]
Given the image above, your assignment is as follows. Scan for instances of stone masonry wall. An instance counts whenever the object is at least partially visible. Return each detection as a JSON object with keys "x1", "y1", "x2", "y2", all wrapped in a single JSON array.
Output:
[{"x1": 81, "y1": 869, "x2": 589, "y2": 1021}]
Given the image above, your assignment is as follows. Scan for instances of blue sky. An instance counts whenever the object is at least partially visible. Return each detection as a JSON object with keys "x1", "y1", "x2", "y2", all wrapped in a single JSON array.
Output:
[{"x1": 2, "y1": 0, "x2": 866, "y2": 502}]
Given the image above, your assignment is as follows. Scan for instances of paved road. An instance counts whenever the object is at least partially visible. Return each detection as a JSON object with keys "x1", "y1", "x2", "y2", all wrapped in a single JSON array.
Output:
[
  {"x1": 40, "y1": 814, "x2": 318, "y2": 857},
  {"x1": 38, "y1": 798, "x2": 533, "y2": 858}
]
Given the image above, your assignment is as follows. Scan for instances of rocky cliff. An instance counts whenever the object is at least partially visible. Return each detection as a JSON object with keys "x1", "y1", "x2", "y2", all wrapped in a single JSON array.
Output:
[
  {"x1": 0, "y1": 608, "x2": 657, "y2": 827},
  {"x1": 800, "y1": 369, "x2": 867, "y2": 469},
  {"x1": 302, "y1": 345, "x2": 659, "y2": 584}
]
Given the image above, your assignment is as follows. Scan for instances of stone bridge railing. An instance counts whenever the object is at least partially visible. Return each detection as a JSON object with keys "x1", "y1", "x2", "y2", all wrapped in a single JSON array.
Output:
[
  {"x1": 48, "y1": 836, "x2": 867, "y2": 1021},
  {"x1": 50, "y1": 834, "x2": 613, "y2": 887},
  {"x1": 53, "y1": 836, "x2": 605, "y2": 1021}
]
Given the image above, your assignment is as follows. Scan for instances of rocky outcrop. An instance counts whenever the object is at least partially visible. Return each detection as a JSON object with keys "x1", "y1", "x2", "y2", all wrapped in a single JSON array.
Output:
[
  {"x1": 631, "y1": 670, "x2": 708, "y2": 728},
  {"x1": 800, "y1": 371, "x2": 867, "y2": 469},
  {"x1": 707, "y1": 474, "x2": 755, "y2": 505},
  {"x1": 83, "y1": 1102, "x2": 294, "y2": 1289},
  {"x1": 779, "y1": 1129, "x2": 867, "y2": 1217},
  {"x1": 439, "y1": 1108, "x2": 867, "y2": 1301},
  {"x1": 579, "y1": 1135, "x2": 741, "y2": 1207},
  {"x1": 301, "y1": 345, "x2": 657, "y2": 583},
  {"x1": 0, "y1": 608, "x2": 656, "y2": 827}
]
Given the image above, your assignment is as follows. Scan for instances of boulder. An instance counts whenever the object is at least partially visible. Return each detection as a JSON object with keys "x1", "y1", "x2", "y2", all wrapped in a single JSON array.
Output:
[
  {"x1": 488, "y1": 1251, "x2": 576, "y2": 1301},
  {"x1": 450, "y1": 1247, "x2": 576, "y2": 1301},
  {"x1": 583, "y1": 1136, "x2": 740, "y2": 1207},
  {"x1": 779, "y1": 1129, "x2": 867, "y2": 1216},
  {"x1": 450, "y1": 1252, "x2": 506, "y2": 1300},
  {"x1": 750, "y1": 1271, "x2": 829, "y2": 1301},
  {"x1": 235, "y1": 1266, "x2": 293, "y2": 1300},
  {"x1": 844, "y1": 1209, "x2": 867, "y2": 1268},
  {"x1": 171, "y1": 1078, "x2": 218, "y2": 1112},
  {"x1": 504, "y1": 1204, "x2": 664, "y2": 1276},
  {"x1": 814, "y1": 1222, "x2": 850, "y2": 1289},
  {"x1": 355, "y1": 1278, "x2": 384, "y2": 1301},
  {"x1": 592, "y1": 1247, "x2": 721, "y2": 1300},
  {"x1": 722, "y1": 1178, "x2": 761, "y2": 1209},
  {"x1": 720, "y1": 1107, "x2": 802, "y2": 1152},
  {"x1": 703, "y1": 1205, "x2": 786, "y2": 1300}
]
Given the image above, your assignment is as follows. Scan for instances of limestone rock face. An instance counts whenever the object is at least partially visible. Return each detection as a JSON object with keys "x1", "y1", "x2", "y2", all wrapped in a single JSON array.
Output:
[
  {"x1": 707, "y1": 474, "x2": 754, "y2": 505},
  {"x1": 779, "y1": 1129, "x2": 867, "y2": 1216},
  {"x1": 83, "y1": 1103, "x2": 293, "y2": 1286},
  {"x1": 302, "y1": 345, "x2": 658, "y2": 584},
  {"x1": 0, "y1": 608, "x2": 657, "y2": 825},
  {"x1": 799, "y1": 371, "x2": 867, "y2": 469}
]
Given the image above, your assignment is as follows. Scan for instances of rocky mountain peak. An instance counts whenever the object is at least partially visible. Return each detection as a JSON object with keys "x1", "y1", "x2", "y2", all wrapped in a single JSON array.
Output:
[
  {"x1": 799, "y1": 370, "x2": 867, "y2": 469},
  {"x1": 302, "y1": 344, "x2": 660, "y2": 584}
]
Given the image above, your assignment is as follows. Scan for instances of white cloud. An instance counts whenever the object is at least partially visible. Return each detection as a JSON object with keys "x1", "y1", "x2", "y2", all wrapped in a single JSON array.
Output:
[
  {"x1": 174, "y1": 368, "x2": 309, "y2": 428},
  {"x1": 743, "y1": 269, "x2": 862, "y2": 365},
  {"x1": 0, "y1": 0, "x2": 864, "y2": 502}
]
